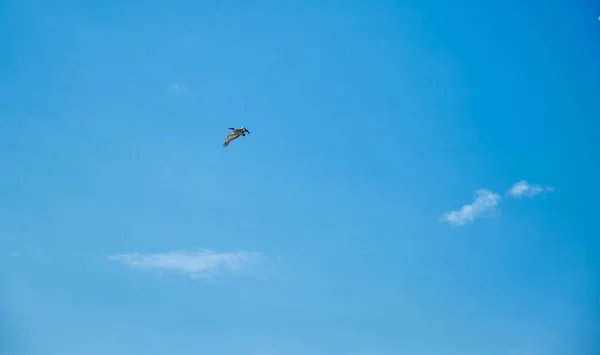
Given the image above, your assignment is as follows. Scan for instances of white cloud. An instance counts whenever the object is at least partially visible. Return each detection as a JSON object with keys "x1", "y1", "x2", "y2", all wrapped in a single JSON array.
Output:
[
  {"x1": 441, "y1": 189, "x2": 501, "y2": 226},
  {"x1": 7, "y1": 249, "x2": 43, "y2": 258},
  {"x1": 508, "y1": 180, "x2": 554, "y2": 198},
  {"x1": 168, "y1": 83, "x2": 186, "y2": 92},
  {"x1": 108, "y1": 249, "x2": 263, "y2": 278}
]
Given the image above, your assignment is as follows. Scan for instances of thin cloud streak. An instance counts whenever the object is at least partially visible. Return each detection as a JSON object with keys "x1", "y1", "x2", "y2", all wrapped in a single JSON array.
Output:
[
  {"x1": 441, "y1": 189, "x2": 501, "y2": 226},
  {"x1": 6, "y1": 249, "x2": 43, "y2": 258},
  {"x1": 508, "y1": 180, "x2": 554, "y2": 198},
  {"x1": 108, "y1": 249, "x2": 263, "y2": 278},
  {"x1": 168, "y1": 83, "x2": 186, "y2": 92}
]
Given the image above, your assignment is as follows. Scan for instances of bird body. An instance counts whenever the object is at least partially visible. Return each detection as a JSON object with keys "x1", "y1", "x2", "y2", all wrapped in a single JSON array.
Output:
[{"x1": 223, "y1": 127, "x2": 250, "y2": 147}]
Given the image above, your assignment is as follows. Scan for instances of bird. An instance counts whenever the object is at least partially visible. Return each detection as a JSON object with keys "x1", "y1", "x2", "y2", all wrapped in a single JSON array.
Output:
[{"x1": 223, "y1": 127, "x2": 250, "y2": 147}]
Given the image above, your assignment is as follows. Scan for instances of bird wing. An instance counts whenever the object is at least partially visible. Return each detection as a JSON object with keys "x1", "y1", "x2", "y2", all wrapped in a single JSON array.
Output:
[{"x1": 223, "y1": 133, "x2": 240, "y2": 147}]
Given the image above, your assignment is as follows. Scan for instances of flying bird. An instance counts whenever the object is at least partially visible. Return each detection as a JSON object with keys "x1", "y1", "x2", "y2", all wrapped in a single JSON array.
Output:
[{"x1": 223, "y1": 127, "x2": 250, "y2": 147}]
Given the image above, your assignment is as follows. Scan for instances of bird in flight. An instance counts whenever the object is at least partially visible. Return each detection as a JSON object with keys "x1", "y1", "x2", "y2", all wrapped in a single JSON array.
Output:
[{"x1": 223, "y1": 127, "x2": 250, "y2": 147}]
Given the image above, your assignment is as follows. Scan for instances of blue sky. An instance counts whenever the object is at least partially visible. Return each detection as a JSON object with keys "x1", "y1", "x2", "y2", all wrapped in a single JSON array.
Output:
[{"x1": 1, "y1": 0, "x2": 599, "y2": 354}]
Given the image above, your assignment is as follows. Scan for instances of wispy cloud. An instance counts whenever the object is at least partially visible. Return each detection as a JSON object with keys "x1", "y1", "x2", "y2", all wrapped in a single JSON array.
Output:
[
  {"x1": 441, "y1": 189, "x2": 501, "y2": 226},
  {"x1": 7, "y1": 249, "x2": 43, "y2": 258},
  {"x1": 168, "y1": 83, "x2": 186, "y2": 92},
  {"x1": 508, "y1": 180, "x2": 554, "y2": 198},
  {"x1": 108, "y1": 249, "x2": 264, "y2": 278}
]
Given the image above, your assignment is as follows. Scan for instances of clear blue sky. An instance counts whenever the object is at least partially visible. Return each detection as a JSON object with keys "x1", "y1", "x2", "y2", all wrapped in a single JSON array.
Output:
[{"x1": 1, "y1": 0, "x2": 599, "y2": 354}]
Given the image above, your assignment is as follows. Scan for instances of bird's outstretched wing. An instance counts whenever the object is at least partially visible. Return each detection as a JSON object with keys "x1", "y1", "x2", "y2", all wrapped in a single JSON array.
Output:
[{"x1": 223, "y1": 133, "x2": 239, "y2": 147}]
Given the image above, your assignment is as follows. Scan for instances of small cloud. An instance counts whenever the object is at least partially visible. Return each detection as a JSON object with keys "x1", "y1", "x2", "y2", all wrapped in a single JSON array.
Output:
[
  {"x1": 108, "y1": 249, "x2": 264, "y2": 278},
  {"x1": 508, "y1": 180, "x2": 554, "y2": 198},
  {"x1": 168, "y1": 83, "x2": 186, "y2": 92},
  {"x1": 441, "y1": 189, "x2": 501, "y2": 226},
  {"x1": 7, "y1": 249, "x2": 43, "y2": 258}
]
